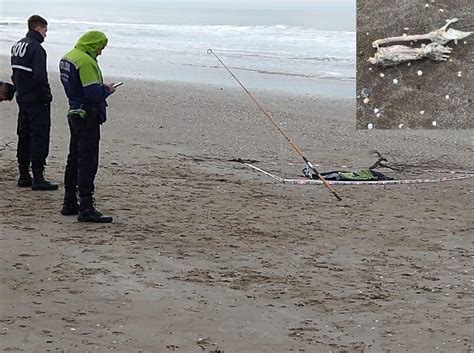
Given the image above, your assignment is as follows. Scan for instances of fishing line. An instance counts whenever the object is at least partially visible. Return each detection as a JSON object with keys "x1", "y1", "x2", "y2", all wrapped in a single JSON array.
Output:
[{"x1": 207, "y1": 48, "x2": 342, "y2": 201}]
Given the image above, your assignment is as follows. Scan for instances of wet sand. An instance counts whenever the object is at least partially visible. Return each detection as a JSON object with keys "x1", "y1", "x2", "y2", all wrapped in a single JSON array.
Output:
[{"x1": 1, "y1": 58, "x2": 473, "y2": 352}]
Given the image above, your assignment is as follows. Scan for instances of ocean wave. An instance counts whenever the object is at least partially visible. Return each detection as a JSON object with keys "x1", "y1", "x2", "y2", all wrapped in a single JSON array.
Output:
[
  {"x1": 0, "y1": 15, "x2": 355, "y2": 83},
  {"x1": 0, "y1": 16, "x2": 355, "y2": 35},
  {"x1": 179, "y1": 62, "x2": 355, "y2": 82},
  {"x1": 219, "y1": 52, "x2": 354, "y2": 63}
]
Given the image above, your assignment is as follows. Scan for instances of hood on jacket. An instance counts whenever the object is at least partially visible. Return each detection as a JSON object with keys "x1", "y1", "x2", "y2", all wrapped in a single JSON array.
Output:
[{"x1": 74, "y1": 31, "x2": 108, "y2": 59}]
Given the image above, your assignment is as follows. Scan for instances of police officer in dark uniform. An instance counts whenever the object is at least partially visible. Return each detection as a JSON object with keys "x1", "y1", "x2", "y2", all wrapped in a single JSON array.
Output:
[{"x1": 11, "y1": 15, "x2": 58, "y2": 190}]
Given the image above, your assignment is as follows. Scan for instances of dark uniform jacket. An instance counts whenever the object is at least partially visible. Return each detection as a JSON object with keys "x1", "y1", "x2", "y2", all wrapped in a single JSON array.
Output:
[{"x1": 11, "y1": 30, "x2": 52, "y2": 104}]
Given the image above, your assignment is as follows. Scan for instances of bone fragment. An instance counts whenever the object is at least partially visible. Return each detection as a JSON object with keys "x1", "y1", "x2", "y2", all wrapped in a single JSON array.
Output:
[
  {"x1": 368, "y1": 43, "x2": 452, "y2": 67},
  {"x1": 372, "y1": 18, "x2": 472, "y2": 47}
]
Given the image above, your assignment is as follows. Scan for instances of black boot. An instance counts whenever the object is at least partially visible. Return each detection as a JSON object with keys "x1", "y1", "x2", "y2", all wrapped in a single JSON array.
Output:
[
  {"x1": 17, "y1": 164, "x2": 32, "y2": 187},
  {"x1": 78, "y1": 196, "x2": 113, "y2": 223},
  {"x1": 60, "y1": 191, "x2": 79, "y2": 215},
  {"x1": 31, "y1": 168, "x2": 59, "y2": 191}
]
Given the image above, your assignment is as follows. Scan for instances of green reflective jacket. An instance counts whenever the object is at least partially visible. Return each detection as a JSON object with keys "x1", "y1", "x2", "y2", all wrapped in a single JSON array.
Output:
[{"x1": 62, "y1": 31, "x2": 108, "y2": 87}]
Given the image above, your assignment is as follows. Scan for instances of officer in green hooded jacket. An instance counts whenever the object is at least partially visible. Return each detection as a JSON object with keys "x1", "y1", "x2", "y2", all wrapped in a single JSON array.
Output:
[{"x1": 59, "y1": 31, "x2": 116, "y2": 223}]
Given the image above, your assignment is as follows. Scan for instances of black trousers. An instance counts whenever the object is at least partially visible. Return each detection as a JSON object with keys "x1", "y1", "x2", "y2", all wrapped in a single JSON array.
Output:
[
  {"x1": 64, "y1": 114, "x2": 100, "y2": 198},
  {"x1": 16, "y1": 102, "x2": 51, "y2": 169}
]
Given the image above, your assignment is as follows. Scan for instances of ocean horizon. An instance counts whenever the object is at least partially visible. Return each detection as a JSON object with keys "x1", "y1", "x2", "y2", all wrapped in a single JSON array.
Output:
[{"x1": 0, "y1": 0, "x2": 356, "y2": 97}]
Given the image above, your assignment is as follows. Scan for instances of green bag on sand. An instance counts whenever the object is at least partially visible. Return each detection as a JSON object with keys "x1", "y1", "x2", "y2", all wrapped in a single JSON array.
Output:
[
  {"x1": 336, "y1": 169, "x2": 375, "y2": 181},
  {"x1": 303, "y1": 167, "x2": 394, "y2": 181}
]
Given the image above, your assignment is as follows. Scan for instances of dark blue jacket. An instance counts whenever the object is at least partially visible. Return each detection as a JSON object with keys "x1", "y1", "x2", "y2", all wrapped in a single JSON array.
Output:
[
  {"x1": 59, "y1": 30, "x2": 111, "y2": 124},
  {"x1": 59, "y1": 57, "x2": 110, "y2": 124},
  {"x1": 11, "y1": 30, "x2": 52, "y2": 104}
]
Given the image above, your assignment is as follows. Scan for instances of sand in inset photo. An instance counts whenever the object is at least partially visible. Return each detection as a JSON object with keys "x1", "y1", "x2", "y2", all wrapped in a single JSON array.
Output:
[{"x1": 357, "y1": 0, "x2": 473, "y2": 129}]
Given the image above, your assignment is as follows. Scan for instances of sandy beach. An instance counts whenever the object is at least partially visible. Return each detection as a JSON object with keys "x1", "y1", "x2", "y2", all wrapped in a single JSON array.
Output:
[{"x1": 1, "y1": 56, "x2": 473, "y2": 352}]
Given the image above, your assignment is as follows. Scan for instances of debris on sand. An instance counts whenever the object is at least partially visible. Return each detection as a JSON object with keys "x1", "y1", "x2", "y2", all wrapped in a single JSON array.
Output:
[
  {"x1": 368, "y1": 18, "x2": 472, "y2": 67},
  {"x1": 372, "y1": 18, "x2": 472, "y2": 47}
]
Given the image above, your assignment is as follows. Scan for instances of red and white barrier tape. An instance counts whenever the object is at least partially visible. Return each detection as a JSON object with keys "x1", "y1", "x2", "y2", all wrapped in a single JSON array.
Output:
[{"x1": 245, "y1": 163, "x2": 474, "y2": 186}]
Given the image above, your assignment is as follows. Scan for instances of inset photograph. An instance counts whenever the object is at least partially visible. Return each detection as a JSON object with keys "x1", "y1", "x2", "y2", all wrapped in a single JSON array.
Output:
[{"x1": 357, "y1": 0, "x2": 473, "y2": 129}]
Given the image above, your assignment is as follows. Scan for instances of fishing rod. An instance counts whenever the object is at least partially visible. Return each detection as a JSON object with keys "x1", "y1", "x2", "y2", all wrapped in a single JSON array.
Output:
[{"x1": 207, "y1": 48, "x2": 342, "y2": 201}]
